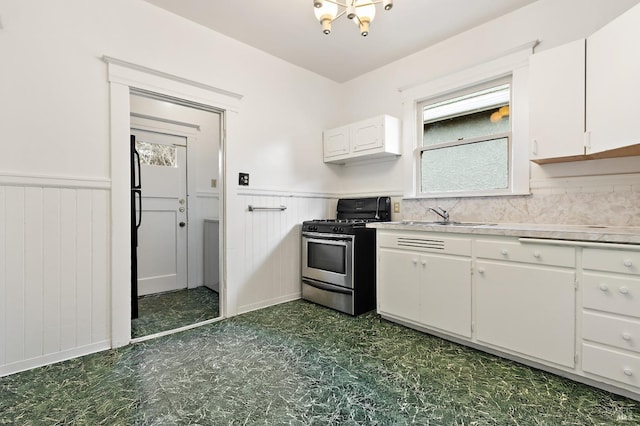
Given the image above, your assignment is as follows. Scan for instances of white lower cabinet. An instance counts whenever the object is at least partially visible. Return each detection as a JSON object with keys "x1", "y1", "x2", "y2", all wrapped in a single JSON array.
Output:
[
  {"x1": 583, "y1": 344, "x2": 640, "y2": 390},
  {"x1": 376, "y1": 229, "x2": 640, "y2": 400},
  {"x1": 378, "y1": 248, "x2": 421, "y2": 324},
  {"x1": 581, "y1": 246, "x2": 640, "y2": 392},
  {"x1": 377, "y1": 231, "x2": 472, "y2": 337},
  {"x1": 420, "y1": 253, "x2": 471, "y2": 338},
  {"x1": 475, "y1": 260, "x2": 576, "y2": 368}
]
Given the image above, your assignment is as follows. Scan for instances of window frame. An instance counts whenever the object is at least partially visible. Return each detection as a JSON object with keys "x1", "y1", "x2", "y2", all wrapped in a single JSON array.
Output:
[
  {"x1": 416, "y1": 77, "x2": 513, "y2": 196},
  {"x1": 399, "y1": 46, "x2": 533, "y2": 199}
]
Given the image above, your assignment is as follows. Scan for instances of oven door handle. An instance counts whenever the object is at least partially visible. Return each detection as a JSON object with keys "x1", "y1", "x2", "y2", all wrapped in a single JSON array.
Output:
[
  {"x1": 303, "y1": 234, "x2": 354, "y2": 245},
  {"x1": 303, "y1": 279, "x2": 352, "y2": 295}
]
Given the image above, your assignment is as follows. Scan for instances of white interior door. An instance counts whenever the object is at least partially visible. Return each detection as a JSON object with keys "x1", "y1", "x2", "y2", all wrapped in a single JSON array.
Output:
[{"x1": 132, "y1": 129, "x2": 188, "y2": 296}]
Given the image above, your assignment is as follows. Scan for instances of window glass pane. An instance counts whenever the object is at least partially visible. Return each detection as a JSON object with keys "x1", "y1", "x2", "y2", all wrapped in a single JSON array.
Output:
[
  {"x1": 423, "y1": 107, "x2": 510, "y2": 146},
  {"x1": 421, "y1": 137, "x2": 508, "y2": 193},
  {"x1": 136, "y1": 141, "x2": 176, "y2": 167},
  {"x1": 423, "y1": 84, "x2": 510, "y2": 122}
]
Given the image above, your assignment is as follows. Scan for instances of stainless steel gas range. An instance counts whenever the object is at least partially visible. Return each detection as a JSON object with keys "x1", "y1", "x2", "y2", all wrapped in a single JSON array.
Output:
[{"x1": 301, "y1": 196, "x2": 391, "y2": 315}]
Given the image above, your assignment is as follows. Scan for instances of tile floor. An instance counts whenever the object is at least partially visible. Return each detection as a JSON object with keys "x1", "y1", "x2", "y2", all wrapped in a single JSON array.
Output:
[
  {"x1": 132, "y1": 286, "x2": 220, "y2": 339},
  {"x1": 2, "y1": 300, "x2": 640, "y2": 425}
]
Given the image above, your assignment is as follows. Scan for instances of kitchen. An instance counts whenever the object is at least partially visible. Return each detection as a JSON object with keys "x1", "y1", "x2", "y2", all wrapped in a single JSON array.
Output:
[{"x1": 1, "y1": 0, "x2": 640, "y2": 423}]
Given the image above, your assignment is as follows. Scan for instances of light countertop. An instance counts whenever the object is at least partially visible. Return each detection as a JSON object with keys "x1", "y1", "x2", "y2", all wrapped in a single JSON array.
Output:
[{"x1": 367, "y1": 221, "x2": 640, "y2": 245}]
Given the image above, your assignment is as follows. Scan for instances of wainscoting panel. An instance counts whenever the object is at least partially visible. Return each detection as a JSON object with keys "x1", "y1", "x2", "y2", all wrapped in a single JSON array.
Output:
[
  {"x1": 0, "y1": 182, "x2": 110, "y2": 376},
  {"x1": 236, "y1": 193, "x2": 335, "y2": 314}
]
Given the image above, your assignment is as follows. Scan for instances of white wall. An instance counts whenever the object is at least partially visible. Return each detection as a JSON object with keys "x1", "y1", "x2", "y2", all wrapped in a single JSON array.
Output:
[
  {"x1": 0, "y1": 0, "x2": 340, "y2": 375},
  {"x1": 331, "y1": 0, "x2": 640, "y2": 197},
  {"x1": 3, "y1": 0, "x2": 640, "y2": 376}
]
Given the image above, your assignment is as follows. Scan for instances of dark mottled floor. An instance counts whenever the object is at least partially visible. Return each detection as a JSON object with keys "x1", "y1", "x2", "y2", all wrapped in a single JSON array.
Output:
[
  {"x1": 132, "y1": 286, "x2": 220, "y2": 338},
  {"x1": 2, "y1": 300, "x2": 640, "y2": 425}
]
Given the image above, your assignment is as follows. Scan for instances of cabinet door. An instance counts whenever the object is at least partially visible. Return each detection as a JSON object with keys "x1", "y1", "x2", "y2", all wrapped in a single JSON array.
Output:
[
  {"x1": 323, "y1": 126, "x2": 350, "y2": 159},
  {"x1": 378, "y1": 248, "x2": 420, "y2": 323},
  {"x1": 350, "y1": 117, "x2": 383, "y2": 153},
  {"x1": 586, "y1": 3, "x2": 640, "y2": 153},
  {"x1": 476, "y1": 261, "x2": 576, "y2": 368},
  {"x1": 529, "y1": 39, "x2": 585, "y2": 161},
  {"x1": 421, "y1": 254, "x2": 471, "y2": 338}
]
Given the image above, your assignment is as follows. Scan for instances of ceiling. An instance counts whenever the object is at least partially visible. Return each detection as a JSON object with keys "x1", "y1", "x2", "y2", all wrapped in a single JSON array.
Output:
[{"x1": 144, "y1": 0, "x2": 539, "y2": 83}]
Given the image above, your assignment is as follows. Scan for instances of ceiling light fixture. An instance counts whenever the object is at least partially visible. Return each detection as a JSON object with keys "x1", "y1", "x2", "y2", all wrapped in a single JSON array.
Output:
[{"x1": 313, "y1": 0, "x2": 393, "y2": 37}]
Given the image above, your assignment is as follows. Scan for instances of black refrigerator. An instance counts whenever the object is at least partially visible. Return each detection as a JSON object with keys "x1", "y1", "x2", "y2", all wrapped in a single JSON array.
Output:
[{"x1": 130, "y1": 135, "x2": 142, "y2": 319}]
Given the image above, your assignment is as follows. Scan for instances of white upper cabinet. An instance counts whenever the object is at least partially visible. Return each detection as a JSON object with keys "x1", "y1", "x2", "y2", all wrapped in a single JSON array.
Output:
[
  {"x1": 323, "y1": 125, "x2": 350, "y2": 159},
  {"x1": 323, "y1": 115, "x2": 401, "y2": 164},
  {"x1": 529, "y1": 3, "x2": 640, "y2": 163},
  {"x1": 529, "y1": 39, "x2": 586, "y2": 163},
  {"x1": 586, "y1": 3, "x2": 640, "y2": 155}
]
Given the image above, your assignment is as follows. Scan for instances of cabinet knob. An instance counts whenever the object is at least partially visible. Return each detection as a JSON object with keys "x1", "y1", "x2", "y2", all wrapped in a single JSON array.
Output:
[
  {"x1": 622, "y1": 332, "x2": 632, "y2": 341},
  {"x1": 421, "y1": 260, "x2": 427, "y2": 267},
  {"x1": 478, "y1": 267, "x2": 485, "y2": 274},
  {"x1": 619, "y1": 286, "x2": 629, "y2": 295},
  {"x1": 624, "y1": 259, "x2": 633, "y2": 268},
  {"x1": 412, "y1": 259, "x2": 418, "y2": 265},
  {"x1": 624, "y1": 368, "x2": 633, "y2": 377},
  {"x1": 500, "y1": 249, "x2": 508, "y2": 256},
  {"x1": 533, "y1": 251, "x2": 541, "y2": 259},
  {"x1": 599, "y1": 283, "x2": 609, "y2": 292}
]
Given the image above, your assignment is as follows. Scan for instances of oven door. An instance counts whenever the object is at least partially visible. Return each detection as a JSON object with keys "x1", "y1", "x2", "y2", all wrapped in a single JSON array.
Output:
[{"x1": 302, "y1": 232, "x2": 353, "y2": 289}]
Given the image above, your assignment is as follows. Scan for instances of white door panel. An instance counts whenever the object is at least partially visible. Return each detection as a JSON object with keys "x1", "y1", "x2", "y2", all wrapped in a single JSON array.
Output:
[{"x1": 132, "y1": 129, "x2": 187, "y2": 296}]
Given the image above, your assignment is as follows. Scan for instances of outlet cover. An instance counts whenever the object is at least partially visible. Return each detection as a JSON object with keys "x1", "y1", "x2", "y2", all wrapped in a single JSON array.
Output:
[
  {"x1": 239, "y1": 173, "x2": 249, "y2": 186},
  {"x1": 393, "y1": 202, "x2": 400, "y2": 213}
]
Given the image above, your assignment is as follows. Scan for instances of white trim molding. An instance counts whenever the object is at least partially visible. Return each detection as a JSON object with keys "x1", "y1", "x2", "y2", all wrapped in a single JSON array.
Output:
[
  {"x1": 106, "y1": 55, "x2": 239, "y2": 349},
  {"x1": 103, "y1": 56, "x2": 243, "y2": 102},
  {"x1": 0, "y1": 172, "x2": 110, "y2": 189}
]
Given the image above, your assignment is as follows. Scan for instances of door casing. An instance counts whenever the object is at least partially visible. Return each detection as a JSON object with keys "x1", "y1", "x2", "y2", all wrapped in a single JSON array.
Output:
[{"x1": 106, "y1": 56, "x2": 241, "y2": 347}]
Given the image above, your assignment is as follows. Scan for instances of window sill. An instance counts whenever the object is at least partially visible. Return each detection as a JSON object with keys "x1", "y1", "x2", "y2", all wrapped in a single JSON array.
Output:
[{"x1": 404, "y1": 190, "x2": 531, "y2": 200}]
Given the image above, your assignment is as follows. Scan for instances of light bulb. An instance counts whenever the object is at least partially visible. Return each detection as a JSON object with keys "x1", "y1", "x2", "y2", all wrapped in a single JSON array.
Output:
[
  {"x1": 314, "y1": 1, "x2": 338, "y2": 34},
  {"x1": 383, "y1": 0, "x2": 393, "y2": 10},
  {"x1": 355, "y1": 0, "x2": 376, "y2": 23},
  {"x1": 314, "y1": 1, "x2": 338, "y2": 21}
]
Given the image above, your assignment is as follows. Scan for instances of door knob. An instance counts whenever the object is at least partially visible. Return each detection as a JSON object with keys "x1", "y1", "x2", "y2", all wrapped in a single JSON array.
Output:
[{"x1": 179, "y1": 222, "x2": 186, "y2": 227}]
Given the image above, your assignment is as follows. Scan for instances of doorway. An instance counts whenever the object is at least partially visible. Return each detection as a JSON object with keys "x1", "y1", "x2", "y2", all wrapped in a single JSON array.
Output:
[
  {"x1": 129, "y1": 92, "x2": 223, "y2": 340},
  {"x1": 106, "y1": 55, "x2": 241, "y2": 348}
]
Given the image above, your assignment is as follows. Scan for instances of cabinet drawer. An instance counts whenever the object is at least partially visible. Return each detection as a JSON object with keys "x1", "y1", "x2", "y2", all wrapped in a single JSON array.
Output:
[
  {"x1": 583, "y1": 272, "x2": 640, "y2": 318},
  {"x1": 582, "y1": 343, "x2": 640, "y2": 389},
  {"x1": 378, "y1": 231, "x2": 471, "y2": 256},
  {"x1": 476, "y1": 239, "x2": 575, "y2": 267},
  {"x1": 583, "y1": 312, "x2": 640, "y2": 354},
  {"x1": 583, "y1": 247, "x2": 640, "y2": 275}
]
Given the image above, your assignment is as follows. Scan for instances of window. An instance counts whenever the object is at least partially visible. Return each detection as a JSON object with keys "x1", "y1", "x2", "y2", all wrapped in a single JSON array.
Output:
[
  {"x1": 135, "y1": 140, "x2": 177, "y2": 167},
  {"x1": 417, "y1": 79, "x2": 513, "y2": 196}
]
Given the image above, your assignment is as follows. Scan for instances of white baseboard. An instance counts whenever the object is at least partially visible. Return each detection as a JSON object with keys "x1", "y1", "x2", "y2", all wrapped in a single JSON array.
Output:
[
  {"x1": 0, "y1": 341, "x2": 111, "y2": 378},
  {"x1": 237, "y1": 293, "x2": 301, "y2": 316}
]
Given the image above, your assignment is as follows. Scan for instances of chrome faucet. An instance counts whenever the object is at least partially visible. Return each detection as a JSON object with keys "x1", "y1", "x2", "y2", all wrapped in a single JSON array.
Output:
[{"x1": 428, "y1": 206, "x2": 449, "y2": 222}]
